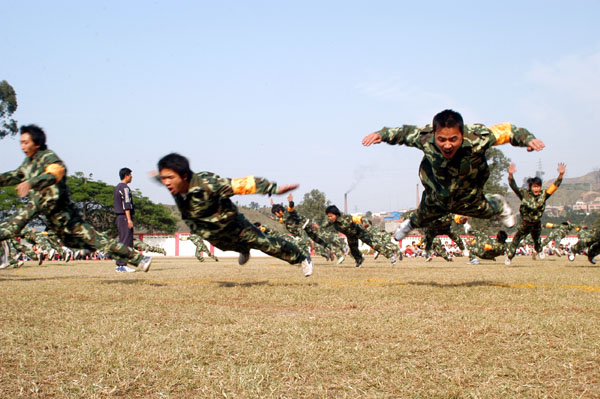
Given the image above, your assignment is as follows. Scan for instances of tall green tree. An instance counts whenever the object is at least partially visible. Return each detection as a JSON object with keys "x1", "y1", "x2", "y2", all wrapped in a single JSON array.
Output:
[
  {"x1": 66, "y1": 172, "x2": 178, "y2": 234},
  {"x1": 295, "y1": 189, "x2": 331, "y2": 226},
  {"x1": 0, "y1": 80, "x2": 18, "y2": 139}
]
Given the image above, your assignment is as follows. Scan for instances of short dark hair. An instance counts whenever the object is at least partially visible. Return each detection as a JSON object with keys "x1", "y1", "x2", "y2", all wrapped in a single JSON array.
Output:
[
  {"x1": 271, "y1": 204, "x2": 285, "y2": 214},
  {"x1": 119, "y1": 167, "x2": 132, "y2": 180},
  {"x1": 158, "y1": 153, "x2": 194, "y2": 181},
  {"x1": 432, "y1": 110, "x2": 464, "y2": 134},
  {"x1": 20, "y1": 124, "x2": 47, "y2": 151},
  {"x1": 497, "y1": 230, "x2": 508, "y2": 243},
  {"x1": 527, "y1": 177, "x2": 543, "y2": 189},
  {"x1": 253, "y1": 222, "x2": 262, "y2": 227},
  {"x1": 325, "y1": 205, "x2": 341, "y2": 216}
]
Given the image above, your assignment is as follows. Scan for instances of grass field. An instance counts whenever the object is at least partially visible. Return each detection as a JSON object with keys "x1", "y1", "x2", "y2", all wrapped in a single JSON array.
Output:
[{"x1": 1, "y1": 255, "x2": 600, "y2": 398}]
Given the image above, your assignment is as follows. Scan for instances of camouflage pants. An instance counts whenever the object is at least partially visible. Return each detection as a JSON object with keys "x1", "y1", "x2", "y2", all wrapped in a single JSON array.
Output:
[
  {"x1": 189, "y1": 235, "x2": 218, "y2": 261},
  {"x1": 507, "y1": 220, "x2": 542, "y2": 259},
  {"x1": 201, "y1": 213, "x2": 307, "y2": 264},
  {"x1": 571, "y1": 231, "x2": 600, "y2": 254},
  {"x1": 366, "y1": 226, "x2": 397, "y2": 255},
  {"x1": 411, "y1": 192, "x2": 502, "y2": 228},
  {"x1": 541, "y1": 230, "x2": 567, "y2": 248},
  {"x1": 423, "y1": 228, "x2": 465, "y2": 253},
  {"x1": 347, "y1": 231, "x2": 394, "y2": 263},
  {"x1": 0, "y1": 200, "x2": 143, "y2": 266},
  {"x1": 133, "y1": 239, "x2": 166, "y2": 256}
]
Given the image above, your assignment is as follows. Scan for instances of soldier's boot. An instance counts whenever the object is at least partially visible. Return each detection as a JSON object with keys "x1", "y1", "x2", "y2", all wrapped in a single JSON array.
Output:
[
  {"x1": 239, "y1": 252, "x2": 251, "y2": 265},
  {"x1": 493, "y1": 194, "x2": 516, "y2": 228}
]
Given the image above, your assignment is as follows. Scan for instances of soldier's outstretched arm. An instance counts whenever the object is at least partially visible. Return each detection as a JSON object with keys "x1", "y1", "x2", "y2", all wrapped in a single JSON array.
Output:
[
  {"x1": 363, "y1": 125, "x2": 424, "y2": 148},
  {"x1": 545, "y1": 163, "x2": 566, "y2": 197},
  {"x1": 488, "y1": 123, "x2": 545, "y2": 151},
  {"x1": 507, "y1": 163, "x2": 524, "y2": 199},
  {"x1": 0, "y1": 166, "x2": 25, "y2": 187},
  {"x1": 216, "y1": 175, "x2": 296, "y2": 198}
]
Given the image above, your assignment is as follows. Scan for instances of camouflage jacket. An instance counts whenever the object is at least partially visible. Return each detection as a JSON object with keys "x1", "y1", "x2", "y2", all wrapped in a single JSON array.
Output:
[
  {"x1": 325, "y1": 213, "x2": 366, "y2": 238},
  {"x1": 509, "y1": 175, "x2": 562, "y2": 223},
  {"x1": 172, "y1": 172, "x2": 278, "y2": 239},
  {"x1": 281, "y1": 201, "x2": 309, "y2": 236},
  {"x1": 377, "y1": 123, "x2": 535, "y2": 206},
  {"x1": 545, "y1": 223, "x2": 572, "y2": 238},
  {"x1": 0, "y1": 149, "x2": 69, "y2": 208},
  {"x1": 424, "y1": 214, "x2": 465, "y2": 235},
  {"x1": 468, "y1": 229, "x2": 506, "y2": 258}
]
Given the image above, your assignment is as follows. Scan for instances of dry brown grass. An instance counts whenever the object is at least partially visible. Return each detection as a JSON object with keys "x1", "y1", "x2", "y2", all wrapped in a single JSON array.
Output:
[{"x1": 1, "y1": 255, "x2": 599, "y2": 398}]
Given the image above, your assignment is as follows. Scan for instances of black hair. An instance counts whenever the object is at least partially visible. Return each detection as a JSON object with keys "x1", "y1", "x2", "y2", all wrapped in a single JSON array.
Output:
[
  {"x1": 271, "y1": 204, "x2": 285, "y2": 214},
  {"x1": 432, "y1": 109, "x2": 464, "y2": 134},
  {"x1": 561, "y1": 222, "x2": 569, "y2": 226},
  {"x1": 527, "y1": 177, "x2": 543, "y2": 189},
  {"x1": 119, "y1": 167, "x2": 132, "y2": 180},
  {"x1": 325, "y1": 205, "x2": 341, "y2": 216},
  {"x1": 253, "y1": 222, "x2": 262, "y2": 227},
  {"x1": 20, "y1": 124, "x2": 47, "y2": 151},
  {"x1": 497, "y1": 230, "x2": 508, "y2": 243},
  {"x1": 157, "y1": 153, "x2": 194, "y2": 181}
]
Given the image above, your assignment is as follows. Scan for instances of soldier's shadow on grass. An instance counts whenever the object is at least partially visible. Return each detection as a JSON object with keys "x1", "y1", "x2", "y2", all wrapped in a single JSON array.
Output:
[
  {"x1": 215, "y1": 280, "x2": 319, "y2": 288},
  {"x1": 407, "y1": 280, "x2": 506, "y2": 288},
  {"x1": 102, "y1": 279, "x2": 152, "y2": 285}
]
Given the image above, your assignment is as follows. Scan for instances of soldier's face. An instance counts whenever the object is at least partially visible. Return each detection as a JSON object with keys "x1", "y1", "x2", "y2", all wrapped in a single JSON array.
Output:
[
  {"x1": 20, "y1": 133, "x2": 41, "y2": 158},
  {"x1": 159, "y1": 168, "x2": 189, "y2": 194},
  {"x1": 434, "y1": 127, "x2": 463, "y2": 159},
  {"x1": 530, "y1": 183, "x2": 542, "y2": 196},
  {"x1": 327, "y1": 213, "x2": 338, "y2": 222}
]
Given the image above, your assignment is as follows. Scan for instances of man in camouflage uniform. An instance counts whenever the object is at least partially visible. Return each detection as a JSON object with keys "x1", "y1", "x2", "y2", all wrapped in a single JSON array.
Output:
[
  {"x1": 324, "y1": 205, "x2": 397, "y2": 267},
  {"x1": 179, "y1": 234, "x2": 217, "y2": 262},
  {"x1": 505, "y1": 163, "x2": 565, "y2": 265},
  {"x1": 360, "y1": 218, "x2": 399, "y2": 260},
  {"x1": 0, "y1": 238, "x2": 33, "y2": 269},
  {"x1": 362, "y1": 109, "x2": 545, "y2": 241},
  {"x1": 568, "y1": 225, "x2": 600, "y2": 264},
  {"x1": 0, "y1": 125, "x2": 151, "y2": 271},
  {"x1": 271, "y1": 193, "x2": 346, "y2": 263},
  {"x1": 465, "y1": 229, "x2": 508, "y2": 264},
  {"x1": 541, "y1": 222, "x2": 573, "y2": 257},
  {"x1": 157, "y1": 153, "x2": 313, "y2": 276}
]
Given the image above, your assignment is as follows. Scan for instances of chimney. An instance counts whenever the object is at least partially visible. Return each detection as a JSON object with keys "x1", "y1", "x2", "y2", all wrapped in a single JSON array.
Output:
[{"x1": 344, "y1": 193, "x2": 348, "y2": 213}]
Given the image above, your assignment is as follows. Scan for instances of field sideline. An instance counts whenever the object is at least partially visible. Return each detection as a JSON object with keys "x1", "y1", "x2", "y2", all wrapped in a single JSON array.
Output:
[{"x1": 1, "y1": 256, "x2": 599, "y2": 398}]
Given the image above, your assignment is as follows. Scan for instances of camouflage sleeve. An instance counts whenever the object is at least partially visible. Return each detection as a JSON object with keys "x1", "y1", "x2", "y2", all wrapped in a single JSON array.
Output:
[
  {"x1": 544, "y1": 175, "x2": 562, "y2": 198},
  {"x1": 508, "y1": 174, "x2": 524, "y2": 200},
  {"x1": 376, "y1": 125, "x2": 426, "y2": 149},
  {"x1": 0, "y1": 166, "x2": 25, "y2": 186},
  {"x1": 27, "y1": 152, "x2": 66, "y2": 191},
  {"x1": 487, "y1": 123, "x2": 535, "y2": 148},
  {"x1": 212, "y1": 175, "x2": 279, "y2": 198}
]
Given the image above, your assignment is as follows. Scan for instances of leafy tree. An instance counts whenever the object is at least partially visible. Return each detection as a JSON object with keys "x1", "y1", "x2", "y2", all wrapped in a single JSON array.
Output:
[
  {"x1": 0, "y1": 80, "x2": 18, "y2": 139},
  {"x1": 248, "y1": 201, "x2": 260, "y2": 210},
  {"x1": 66, "y1": 172, "x2": 177, "y2": 234},
  {"x1": 467, "y1": 147, "x2": 511, "y2": 234},
  {"x1": 295, "y1": 189, "x2": 331, "y2": 226}
]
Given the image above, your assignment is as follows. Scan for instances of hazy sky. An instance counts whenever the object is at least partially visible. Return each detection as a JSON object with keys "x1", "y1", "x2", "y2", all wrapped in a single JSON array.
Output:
[{"x1": 2, "y1": 1, "x2": 599, "y2": 213}]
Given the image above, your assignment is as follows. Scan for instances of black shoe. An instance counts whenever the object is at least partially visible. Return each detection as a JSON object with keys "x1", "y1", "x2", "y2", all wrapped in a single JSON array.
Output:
[{"x1": 238, "y1": 252, "x2": 250, "y2": 265}]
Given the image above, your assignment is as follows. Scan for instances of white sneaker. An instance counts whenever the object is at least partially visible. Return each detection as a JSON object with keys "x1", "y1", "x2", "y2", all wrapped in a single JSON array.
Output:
[
  {"x1": 463, "y1": 249, "x2": 470, "y2": 257},
  {"x1": 238, "y1": 252, "x2": 250, "y2": 265},
  {"x1": 0, "y1": 241, "x2": 8, "y2": 269},
  {"x1": 123, "y1": 266, "x2": 136, "y2": 272},
  {"x1": 115, "y1": 266, "x2": 126, "y2": 273},
  {"x1": 301, "y1": 255, "x2": 313, "y2": 277},
  {"x1": 302, "y1": 219, "x2": 310, "y2": 230},
  {"x1": 504, "y1": 256, "x2": 511, "y2": 266},
  {"x1": 373, "y1": 251, "x2": 380, "y2": 260},
  {"x1": 467, "y1": 258, "x2": 480, "y2": 265},
  {"x1": 48, "y1": 248, "x2": 56, "y2": 261},
  {"x1": 493, "y1": 194, "x2": 516, "y2": 228},
  {"x1": 394, "y1": 219, "x2": 412, "y2": 241},
  {"x1": 464, "y1": 222, "x2": 471, "y2": 234},
  {"x1": 425, "y1": 253, "x2": 434, "y2": 262},
  {"x1": 336, "y1": 255, "x2": 345, "y2": 265},
  {"x1": 568, "y1": 252, "x2": 575, "y2": 261},
  {"x1": 538, "y1": 252, "x2": 546, "y2": 259},
  {"x1": 65, "y1": 251, "x2": 72, "y2": 262},
  {"x1": 138, "y1": 256, "x2": 152, "y2": 272},
  {"x1": 16, "y1": 260, "x2": 24, "y2": 268},
  {"x1": 391, "y1": 255, "x2": 397, "y2": 265},
  {"x1": 355, "y1": 258, "x2": 363, "y2": 268}
]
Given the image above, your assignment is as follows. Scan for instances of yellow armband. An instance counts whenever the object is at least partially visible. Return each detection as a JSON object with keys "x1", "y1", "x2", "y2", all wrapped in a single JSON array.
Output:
[
  {"x1": 352, "y1": 215, "x2": 363, "y2": 224},
  {"x1": 231, "y1": 176, "x2": 257, "y2": 195},
  {"x1": 489, "y1": 122, "x2": 512, "y2": 145},
  {"x1": 45, "y1": 163, "x2": 65, "y2": 183},
  {"x1": 484, "y1": 244, "x2": 493, "y2": 251},
  {"x1": 545, "y1": 223, "x2": 554, "y2": 228},
  {"x1": 546, "y1": 184, "x2": 558, "y2": 195}
]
